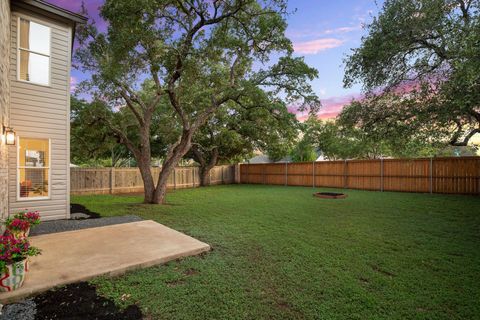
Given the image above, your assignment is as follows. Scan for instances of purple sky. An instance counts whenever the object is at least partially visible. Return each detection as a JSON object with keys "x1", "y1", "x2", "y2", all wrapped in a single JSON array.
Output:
[{"x1": 47, "y1": 0, "x2": 382, "y2": 119}]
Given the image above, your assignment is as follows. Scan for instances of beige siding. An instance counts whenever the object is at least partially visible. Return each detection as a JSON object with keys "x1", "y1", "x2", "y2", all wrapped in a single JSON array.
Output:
[
  {"x1": 8, "y1": 9, "x2": 71, "y2": 221},
  {"x1": 0, "y1": 0, "x2": 11, "y2": 222}
]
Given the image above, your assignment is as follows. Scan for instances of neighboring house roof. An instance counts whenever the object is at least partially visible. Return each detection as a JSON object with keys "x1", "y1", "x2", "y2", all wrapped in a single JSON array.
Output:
[
  {"x1": 248, "y1": 155, "x2": 272, "y2": 164},
  {"x1": 247, "y1": 155, "x2": 292, "y2": 164},
  {"x1": 275, "y1": 156, "x2": 292, "y2": 163},
  {"x1": 13, "y1": 0, "x2": 88, "y2": 50}
]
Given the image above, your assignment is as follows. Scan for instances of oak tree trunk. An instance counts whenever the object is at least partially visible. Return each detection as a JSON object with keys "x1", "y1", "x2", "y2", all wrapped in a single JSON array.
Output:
[
  {"x1": 199, "y1": 157, "x2": 218, "y2": 186},
  {"x1": 192, "y1": 146, "x2": 218, "y2": 187},
  {"x1": 199, "y1": 166, "x2": 211, "y2": 186},
  {"x1": 151, "y1": 131, "x2": 194, "y2": 204},
  {"x1": 137, "y1": 158, "x2": 155, "y2": 203}
]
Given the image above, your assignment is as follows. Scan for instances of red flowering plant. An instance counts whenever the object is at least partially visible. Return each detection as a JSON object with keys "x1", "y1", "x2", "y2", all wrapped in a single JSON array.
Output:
[
  {"x1": 5, "y1": 218, "x2": 30, "y2": 233},
  {"x1": 24, "y1": 211, "x2": 41, "y2": 226},
  {"x1": 0, "y1": 235, "x2": 41, "y2": 273},
  {"x1": 13, "y1": 210, "x2": 41, "y2": 227},
  {"x1": 4, "y1": 210, "x2": 41, "y2": 237}
]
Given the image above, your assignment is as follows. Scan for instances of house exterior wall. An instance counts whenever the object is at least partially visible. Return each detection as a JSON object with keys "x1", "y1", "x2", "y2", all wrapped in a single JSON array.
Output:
[
  {"x1": 0, "y1": 0, "x2": 11, "y2": 220},
  {"x1": 8, "y1": 7, "x2": 72, "y2": 220}
]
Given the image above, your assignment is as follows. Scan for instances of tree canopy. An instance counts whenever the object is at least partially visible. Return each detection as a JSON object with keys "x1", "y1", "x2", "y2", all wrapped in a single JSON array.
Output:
[
  {"x1": 187, "y1": 98, "x2": 297, "y2": 185},
  {"x1": 75, "y1": 0, "x2": 320, "y2": 203},
  {"x1": 304, "y1": 117, "x2": 441, "y2": 160},
  {"x1": 70, "y1": 94, "x2": 177, "y2": 167},
  {"x1": 343, "y1": 0, "x2": 480, "y2": 147}
]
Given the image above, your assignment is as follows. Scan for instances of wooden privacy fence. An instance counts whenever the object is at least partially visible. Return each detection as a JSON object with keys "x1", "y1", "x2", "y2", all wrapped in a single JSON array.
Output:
[
  {"x1": 240, "y1": 157, "x2": 480, "y2": 194},
  {"x1": 71, "y1": 165, "x2": 238, "y2": 195}
]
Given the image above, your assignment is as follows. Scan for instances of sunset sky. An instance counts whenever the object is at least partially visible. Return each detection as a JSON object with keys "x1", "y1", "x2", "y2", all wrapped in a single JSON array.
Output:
[{"x1": 47, "y1": 0, "x2": 383, "y2": 120}]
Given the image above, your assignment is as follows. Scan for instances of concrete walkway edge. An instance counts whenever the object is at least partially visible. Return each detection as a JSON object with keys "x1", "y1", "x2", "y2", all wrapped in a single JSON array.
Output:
[{"x1": 0, "y1": 220, "x2": 210, "y2": 303}]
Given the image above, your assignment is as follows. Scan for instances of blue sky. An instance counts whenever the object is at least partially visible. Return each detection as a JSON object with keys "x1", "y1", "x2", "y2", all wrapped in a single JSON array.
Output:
[{"x1": 48, "y1": 0, "x2": 382, "y2": 119}]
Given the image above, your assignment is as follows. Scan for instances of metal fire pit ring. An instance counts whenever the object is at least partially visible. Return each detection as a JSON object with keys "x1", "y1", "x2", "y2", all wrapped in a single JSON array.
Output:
[{"x1": 313, "y1": 192, "x2": 347, "y2": 199}]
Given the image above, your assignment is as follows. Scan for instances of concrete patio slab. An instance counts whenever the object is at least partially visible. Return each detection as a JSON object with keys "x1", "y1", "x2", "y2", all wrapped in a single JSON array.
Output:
[{"x1": 0, "y1": 220, "x2": 210, "y2": 303}]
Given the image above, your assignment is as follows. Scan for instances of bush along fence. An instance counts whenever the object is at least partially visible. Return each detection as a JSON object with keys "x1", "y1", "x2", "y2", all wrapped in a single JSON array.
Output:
[
  {"x1": 240, "y1": 157, "x2": 480, "y2": 195},
  {"x1": 71, "y1": 165, "x2": 239, "y2": 195}
]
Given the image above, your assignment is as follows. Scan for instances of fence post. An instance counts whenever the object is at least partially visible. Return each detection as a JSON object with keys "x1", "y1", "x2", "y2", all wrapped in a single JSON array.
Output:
[
  {"x1": 344, "y1": 160, "x2": 348, "y2": 189},
  {"x1": 173, "y1": 168, "x2": 176, "y2": 190},
  {"x1": 192, "y1": 167, "x2": 195, "y2": 187},
  {"x1": 263, "y1": 165, "x2": 266, "y2": 184},
  {"x1": 380, "y1": 158, "x2": 384, "y2": 192},
  {"x1": 429, "y1": 157, "x2": 433, "y2": 194},
  {"x1": 209, "y1": 169, "x2": 212, "y2": 185},
  {"x1": 285, "y1": 162, "x2": 288, "y2": 186},
  {"x1": 478, "y1": 158, "x2": 480, "y2": 195},
  {"x1": 234, "y1": 165, "x2": 237, "y2": 184},
  {"x1": 312, "y1": 161, "x2": 315, "y2": 188},
  {"x1": 221, "y1": 166, "x2": 225, "y2": 184},
  {"x1": 110, "y1": 167, "x2": 115, "y2": 194}
]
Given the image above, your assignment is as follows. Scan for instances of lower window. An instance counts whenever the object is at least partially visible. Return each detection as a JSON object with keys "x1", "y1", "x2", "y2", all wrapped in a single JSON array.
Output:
[{"x1": 18, "y1": 138, "x2": 50, "y2": 199}]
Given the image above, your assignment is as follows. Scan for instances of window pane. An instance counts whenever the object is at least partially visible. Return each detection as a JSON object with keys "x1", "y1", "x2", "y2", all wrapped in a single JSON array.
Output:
[
  {"x1": 19, "y1": 50, "x2": 49, "y2": 85},
  {"x1": 19, "y1": 18, "x2": 50, "y2": 55},
  {"x1": 19, "y1": 138, "x2": 49, "y2": 167},
  {"x1": 19, "y1": 168, "x2": 49, "y2": 198}
]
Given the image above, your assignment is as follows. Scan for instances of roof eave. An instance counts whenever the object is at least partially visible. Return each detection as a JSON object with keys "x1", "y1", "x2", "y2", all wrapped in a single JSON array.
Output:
[{"x1": 13, "y1": 0, "x2": 88, "y2": 24}]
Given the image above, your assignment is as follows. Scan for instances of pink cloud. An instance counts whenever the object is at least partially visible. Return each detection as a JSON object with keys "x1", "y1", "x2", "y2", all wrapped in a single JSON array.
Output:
[
  {"x1": 289, "y1": 92, "x2": 363, "y2": 122},
  {"x1": 287, "y1": 105, "x2": 300, "y2": 113},
  {"x1": 293, "y1": 38, "x2": 344, "y2": 54},
  {"x1": 287, "y1": 25, "x2": 361, "y2": 40},
  {"x1": 296, "y1": 81, "x2": 426, "y2": 122},
  {"x1": 316, "y1": 93, "x2": 363, "y2": 119},
  {"x1": 323, "y1": 26, "x2": 360, "y2": 35}
]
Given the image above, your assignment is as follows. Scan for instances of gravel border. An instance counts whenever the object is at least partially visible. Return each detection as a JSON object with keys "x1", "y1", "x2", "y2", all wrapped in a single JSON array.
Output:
[
  {"x1": 30, "y1": 215, "x2": 143, "y2": 236},
  {"x1": 0, "y1": 299, "x2": 36, "y2": 320}
]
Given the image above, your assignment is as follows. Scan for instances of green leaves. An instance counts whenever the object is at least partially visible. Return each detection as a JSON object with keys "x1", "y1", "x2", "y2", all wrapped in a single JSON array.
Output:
[
  {"x1": 188, "y1": 94, "x2": 298, "y2": 166},
  {"x1": 343, "y1": 0, "x2": 480, "y2": 147},
  {"x1": 73, "y1": 0, "x2": 319, "y2": 201}
]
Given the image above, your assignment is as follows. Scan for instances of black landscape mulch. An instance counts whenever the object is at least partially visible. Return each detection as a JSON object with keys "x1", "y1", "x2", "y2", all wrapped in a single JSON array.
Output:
[
  {"x1": 30, "y1": 203, "x2": 143, "y2": 236},
  {"x1": 70, "y1": 203, "x2": 101, "y2": 219},
  {"x1": 33, "y1": 282, "x2": 143, "y2": 320}
]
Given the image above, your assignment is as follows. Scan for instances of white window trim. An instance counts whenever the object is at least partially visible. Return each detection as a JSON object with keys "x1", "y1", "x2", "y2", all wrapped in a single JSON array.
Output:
[
  {"x1": 16, "y1": 15, "x2": 52, "y2": 87},
  {"x1": 16, "y1": 137, "x2": 52, "y2": 201}
]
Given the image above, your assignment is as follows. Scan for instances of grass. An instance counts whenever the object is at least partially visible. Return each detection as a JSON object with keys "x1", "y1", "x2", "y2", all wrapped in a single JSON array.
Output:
[{"x1": 72, "y1": 185, "x2": 480, "y2": 320}]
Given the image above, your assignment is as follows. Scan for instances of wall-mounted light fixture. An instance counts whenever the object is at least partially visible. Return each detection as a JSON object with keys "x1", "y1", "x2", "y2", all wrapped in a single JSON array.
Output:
[{"x1": 3, "y1": 126, "x2": 16, "y2": 145}]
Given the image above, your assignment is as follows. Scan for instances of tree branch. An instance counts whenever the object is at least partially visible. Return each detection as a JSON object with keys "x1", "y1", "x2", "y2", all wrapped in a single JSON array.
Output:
[
  {"x1": 102, "y1": 117, "x2": 142, "y2": 159},
  {"x1": 117, "y1": 89, "x2": 146, "y2": 127}
]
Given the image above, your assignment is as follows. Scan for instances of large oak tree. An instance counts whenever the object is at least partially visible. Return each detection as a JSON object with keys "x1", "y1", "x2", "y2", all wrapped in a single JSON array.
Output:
[
  {"x1": 343, "y1": 0, "x2": 480, "y2": 147},
  {"x1": 75, "y1": 0, "x2": 319, "y2": 204}
]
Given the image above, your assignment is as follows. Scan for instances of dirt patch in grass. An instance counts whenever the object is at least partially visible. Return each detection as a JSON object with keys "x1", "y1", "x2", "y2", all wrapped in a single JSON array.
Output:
[
  {"x1": 359, "y1": 277, "x2": 370, "y2": 285},
  {"x1": 165, "y1": 279, "x2": 186, "y2": 287},
  {"x1": 33, "y1": 282, "x2": 142, "y2": 320},
  {"x1": 369, "y1": 264, "x2": 396, "y2": 277},
  {"x1": 447, "y1": 252, "x2": 464, "y2": 257},
  {"x1": 183, "y1": 268, "x2": 199, "y2": 276}
]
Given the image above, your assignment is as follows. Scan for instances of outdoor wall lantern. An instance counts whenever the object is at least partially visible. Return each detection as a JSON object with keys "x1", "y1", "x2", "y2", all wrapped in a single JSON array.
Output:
[{"x1": 4, "y1": 126, "x2": 16, "y2": 145}]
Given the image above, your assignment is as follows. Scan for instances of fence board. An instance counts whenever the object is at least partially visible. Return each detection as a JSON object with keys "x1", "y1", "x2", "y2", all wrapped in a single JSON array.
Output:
[
  {"x1": 71, "y1": 165, "x2": 237, "y2": 195},
  {"x1": 240, "y1": 157, "x2": 480, "y2": 195}
]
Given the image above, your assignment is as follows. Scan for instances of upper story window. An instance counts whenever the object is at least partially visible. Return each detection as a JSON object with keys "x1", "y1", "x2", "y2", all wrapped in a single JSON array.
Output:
[{"x1": 18, "y1": 18, "x2": 51, "y2": 86}]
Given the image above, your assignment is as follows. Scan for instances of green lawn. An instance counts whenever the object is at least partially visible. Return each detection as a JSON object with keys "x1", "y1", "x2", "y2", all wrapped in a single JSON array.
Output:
[{"x1": 72, "y1": 185, "x2": 480, "y2": 320}]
